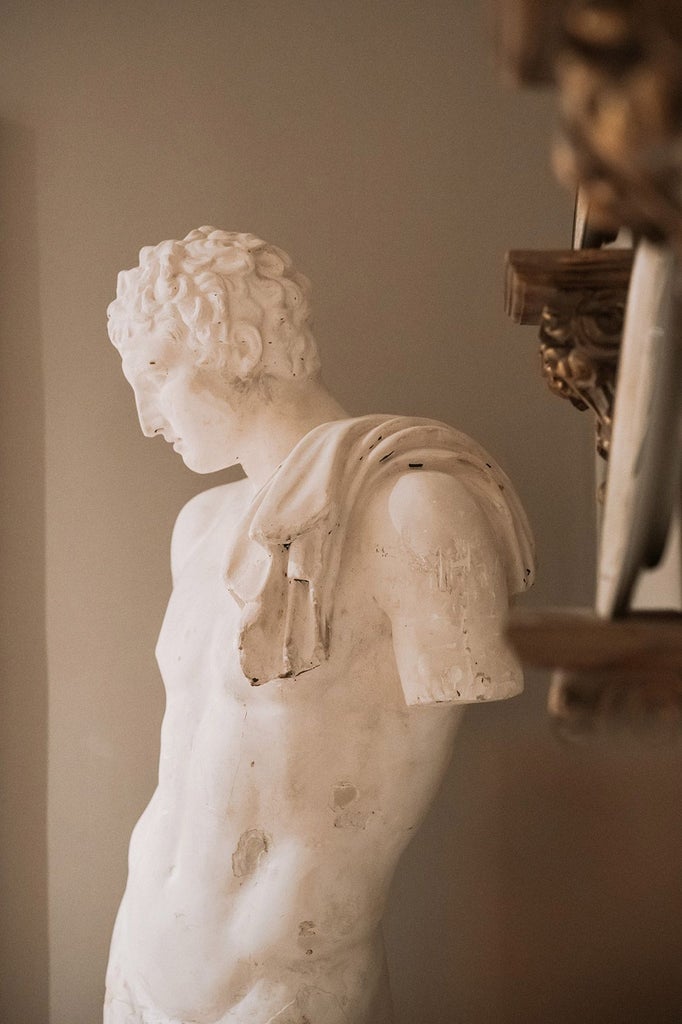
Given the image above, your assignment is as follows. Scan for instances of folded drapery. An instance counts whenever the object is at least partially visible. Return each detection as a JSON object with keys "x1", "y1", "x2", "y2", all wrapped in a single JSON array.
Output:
[{"x1": 224, "y1": 415, "x2": 535, "y2": 686}]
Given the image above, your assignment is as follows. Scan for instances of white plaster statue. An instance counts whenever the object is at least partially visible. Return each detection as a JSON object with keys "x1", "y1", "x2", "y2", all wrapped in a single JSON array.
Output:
[{"x1": 104, "y1": 227, "x2": 535, "y2": 1024}]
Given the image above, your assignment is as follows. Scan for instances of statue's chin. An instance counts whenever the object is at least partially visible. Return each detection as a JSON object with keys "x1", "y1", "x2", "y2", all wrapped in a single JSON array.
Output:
[{"x1": 178, "y1": 446, "x2": 239, "y2": 476}]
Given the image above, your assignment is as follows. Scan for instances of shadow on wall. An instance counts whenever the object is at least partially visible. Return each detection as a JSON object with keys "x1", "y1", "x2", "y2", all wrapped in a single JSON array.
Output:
[{"x1": 0, "y1": 121, "x2": 49, "y2": 1022}]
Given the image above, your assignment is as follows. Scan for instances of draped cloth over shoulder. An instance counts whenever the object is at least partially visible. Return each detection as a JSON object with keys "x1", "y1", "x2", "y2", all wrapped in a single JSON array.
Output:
[{"x1": 224, "y1": 415, "x2": 535, "y2": 686}]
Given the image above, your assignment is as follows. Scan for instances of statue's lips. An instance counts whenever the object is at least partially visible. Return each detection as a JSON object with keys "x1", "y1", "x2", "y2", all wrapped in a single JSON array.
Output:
[{"x1": 154, "y1": 428, "x2": 180, "y2": 446}]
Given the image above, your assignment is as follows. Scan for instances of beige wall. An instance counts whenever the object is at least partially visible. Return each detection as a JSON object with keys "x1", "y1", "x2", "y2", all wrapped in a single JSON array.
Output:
[
  {"x1": 0, "y1": 123, "x2": 49, "y2": 1024},
  {"x1": 2, "y1": 2, "x2": 682, "y2": 1022}
]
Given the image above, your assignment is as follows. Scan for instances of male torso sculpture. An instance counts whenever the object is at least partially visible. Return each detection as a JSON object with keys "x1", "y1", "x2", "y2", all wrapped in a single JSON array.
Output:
[{"x1": 105, "y1": 228, "x2": 534, "y2": 1024}]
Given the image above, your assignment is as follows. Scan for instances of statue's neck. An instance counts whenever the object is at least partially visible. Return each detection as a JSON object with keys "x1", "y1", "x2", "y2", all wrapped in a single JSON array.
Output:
[{"x1": 237, "y1": 378, "x2": 348, "y2": 490}]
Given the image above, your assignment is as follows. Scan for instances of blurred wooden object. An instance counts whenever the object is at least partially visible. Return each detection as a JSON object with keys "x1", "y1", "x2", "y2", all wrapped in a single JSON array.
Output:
[
  {"x1": 498, "y1": 0, "x2": 682, "y2": 241},
  {"x1": 509, "y1": 608, "x2": 682, "y2": 741},
  {"x1": 498, "y1": 0, "x2": 682, "y2": 738},
  {"x1": 495, "y1": 0, "x2": 566, "y2": 85},
  {"x1": 509, "y1": 607, "x2": 682, "y2": 674}
]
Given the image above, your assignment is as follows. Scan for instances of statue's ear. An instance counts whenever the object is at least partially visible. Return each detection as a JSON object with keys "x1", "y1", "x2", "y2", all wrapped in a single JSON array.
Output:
[{"x1": 231, "y1": 321, "x2": 263, "y2": 379}]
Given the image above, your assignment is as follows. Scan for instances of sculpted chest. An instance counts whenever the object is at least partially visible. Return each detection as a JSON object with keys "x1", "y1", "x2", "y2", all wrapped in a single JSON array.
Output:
[{"x1": 156, "y1": 491, "x2": 395, "y2": 724}]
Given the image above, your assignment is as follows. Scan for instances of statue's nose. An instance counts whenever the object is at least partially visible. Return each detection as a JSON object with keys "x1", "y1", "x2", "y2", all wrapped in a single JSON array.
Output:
[{"x1": 135, "y1": 392, "x2": 163, "y2": 438}]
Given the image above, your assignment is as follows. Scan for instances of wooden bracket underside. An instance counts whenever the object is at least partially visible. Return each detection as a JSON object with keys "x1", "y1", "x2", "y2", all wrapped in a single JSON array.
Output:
[{"x1": 507, "y1": 608, "x2": 682, "y2": 741}]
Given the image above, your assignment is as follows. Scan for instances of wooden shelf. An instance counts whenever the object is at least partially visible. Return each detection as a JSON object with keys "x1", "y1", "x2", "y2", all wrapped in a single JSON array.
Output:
[
  {"x1": 507, "y1": 607, "x2": 682, "y2": 675},
  {"x1": 505, "y1": 249, "x2": 633, "y2": 324}
]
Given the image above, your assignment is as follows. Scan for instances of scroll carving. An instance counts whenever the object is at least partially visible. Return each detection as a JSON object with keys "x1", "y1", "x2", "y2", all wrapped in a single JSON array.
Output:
[{"x1": 538, "y1": 288, "x2": 624, "y2": 456}]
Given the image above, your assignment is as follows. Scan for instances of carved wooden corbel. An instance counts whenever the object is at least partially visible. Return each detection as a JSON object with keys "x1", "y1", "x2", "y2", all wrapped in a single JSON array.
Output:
[
  {"x1": 505, "y1": 248, "x2": 632, "y2": 456},
  {"x1": 538, "y1": 290, "x2": 624, "y2": 457}
]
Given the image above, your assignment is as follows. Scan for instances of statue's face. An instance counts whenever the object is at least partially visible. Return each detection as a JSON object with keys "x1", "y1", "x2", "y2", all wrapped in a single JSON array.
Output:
[{"x1": 120, "y1": 325, "x2": 242, "y2": 474}]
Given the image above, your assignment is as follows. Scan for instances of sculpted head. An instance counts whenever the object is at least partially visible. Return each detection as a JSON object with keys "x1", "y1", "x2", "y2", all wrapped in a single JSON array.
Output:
[
  {"x1": 107, "y1": 226, "x2": 321, "y2": 384},
  {"x1": 108, "y1": 228, "x2": 324, "y2": 474}
]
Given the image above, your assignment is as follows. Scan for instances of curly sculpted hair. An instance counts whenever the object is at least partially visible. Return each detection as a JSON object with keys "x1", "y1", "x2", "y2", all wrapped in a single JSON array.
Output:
[{"x1": 107, "y1": 227, "x2": 321, "y2": 379}]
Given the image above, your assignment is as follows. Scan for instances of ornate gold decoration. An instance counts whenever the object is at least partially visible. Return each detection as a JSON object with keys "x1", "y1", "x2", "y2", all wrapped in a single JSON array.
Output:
[
  {"x1": 539, "y1": 288, "x2": 624, "y2": 456},
  {"x1": 553, "y1": 0, "x2": 682, "y2": 245},
  {"x1": 498, "y1": 0, "x2": 682, "y2": 244}
]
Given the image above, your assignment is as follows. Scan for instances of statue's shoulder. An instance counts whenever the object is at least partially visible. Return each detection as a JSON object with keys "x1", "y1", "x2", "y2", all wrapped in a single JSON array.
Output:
[
  {"x1": 171, "y1": 477, "x2": 253, "y2": 580},
  {"x1": 356, "y1": 466, "x2": 527, "y2": 707},
  {"x1": 360, "y1": 467, "x2": 496, "y2": 569},
  {"x1": 385, "y1": 468, "x2": 488, "y2": 544},
  {"x1": 337, "y1": 414, "x2": 535, "y2": 599}
]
